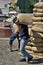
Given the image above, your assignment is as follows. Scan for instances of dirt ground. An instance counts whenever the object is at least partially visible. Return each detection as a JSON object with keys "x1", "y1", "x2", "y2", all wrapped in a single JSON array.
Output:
[{"x1": 0, "y1": 38, "x2": 43, "y2": 65}]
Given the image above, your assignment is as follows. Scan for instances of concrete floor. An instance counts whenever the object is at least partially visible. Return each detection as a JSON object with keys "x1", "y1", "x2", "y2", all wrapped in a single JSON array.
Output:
[{"x1": 0, "y1": 38, "x2": 43, "y2": 65}]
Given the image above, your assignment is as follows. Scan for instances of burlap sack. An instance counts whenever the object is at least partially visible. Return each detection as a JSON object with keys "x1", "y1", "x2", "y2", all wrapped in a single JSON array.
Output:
[
  {"x1": 32, "y1": 24, "x2": 43, "y2": 27},
  {"x1": 33, "y1": 12, "x2": 43, "y2": 17},
  {"x1": 32, "y1": 31, "x2": 43, "y2": 38},
  {"x1": 25, "y1": 46, "x2": 32, "y2": 50},
  {"x1": 27, "y1": 42, "x2": 43, "y2": 46},
  {"x1": 17, "y1": 13, "x2": 33, "y2": 25},
  {"x1": 32, "y1": 17, "x2": 43, "y2": 22},
  {"x1": 33, "y1": 22, "x2": 43, "y2": 25},
  {"x1": 34, "y1": 2, "x2": 43, "y2": 8},
  {"x1": 32, "y1": 37, "x2": 43, "y2": 43},
  {"x1": 26, "y1": 50, "x2": 43, "y2": 58},
  {"x1": 26, "y1": 46, "x2": 43, "y2": 52},
  {"x1": 33, "y1": 8, "x2": 43, "y2": 13},
  {"x1": 32, "y1": 46, "x2": 43, "y2": 52},
  {"x1": 32, "y1": 25, "x2": 43, "y2": 32}
]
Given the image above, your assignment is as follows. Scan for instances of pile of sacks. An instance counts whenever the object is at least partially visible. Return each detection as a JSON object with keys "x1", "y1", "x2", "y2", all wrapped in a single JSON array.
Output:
[{"x1": 25, "y1": 2, "x2": 43, "y2": 58}]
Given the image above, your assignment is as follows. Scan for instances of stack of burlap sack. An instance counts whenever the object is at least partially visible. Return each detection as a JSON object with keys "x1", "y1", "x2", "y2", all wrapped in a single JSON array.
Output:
[{"x1": 25, "y1": 2, "x2": 43, "y2": 58}]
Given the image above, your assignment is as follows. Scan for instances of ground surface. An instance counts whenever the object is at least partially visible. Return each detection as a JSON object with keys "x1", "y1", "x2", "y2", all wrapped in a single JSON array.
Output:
[{"x1": 0, "y1": 38, "x2": 43, "y2": 65}]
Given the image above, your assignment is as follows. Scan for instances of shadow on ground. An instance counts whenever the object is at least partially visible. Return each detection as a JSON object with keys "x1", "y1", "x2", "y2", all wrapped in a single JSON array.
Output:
[{"x1": 28, "y1": 58, "x2": 43, "y2": 64}]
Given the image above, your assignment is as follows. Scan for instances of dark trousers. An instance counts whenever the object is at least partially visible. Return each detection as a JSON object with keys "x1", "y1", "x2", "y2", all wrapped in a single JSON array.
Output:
[
  {"x1": 17, "y1": 35, "x2": 20, "y2": 50},
  {"x1": 9, "y1": 32, "x2": 20, "y2": 50}
]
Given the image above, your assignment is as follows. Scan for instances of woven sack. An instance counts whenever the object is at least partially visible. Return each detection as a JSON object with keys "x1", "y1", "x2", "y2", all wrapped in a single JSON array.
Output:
[
  {"x1": 32, "y1": 31, "x2": 43, "y2": 38},
  {"x1": 26, "y1": 50, "x2": 43, "y2": 58},
  {"x1": 25, "y1": 46, "x2": 32, "y2": 50},
  {"x1": 26, "y1": 46, "x2": 43, "y2": 52},
  {"x1": 33, "y1": 8, "x2": 43, "y2": 13},
  {"x1": 32, "y1": 46, "x2": 43, "y2": 52},
  {"x1": 32, "y1": 17, "x2": 43, "y2": 22},
  {"x1": 34, "y1": 2, "x2": 43, "y2": 8},
  {"x1": 32, "y1": 37, "x2": 43, "y2": 43},
  {"x1": 17, "y1": 13, "x2": 32, "y2": 25},
  {"x1": 33, "y1": 22, "x2": 43, "y2": 25},
  {"x1": 27, "y1": 42, "x2": 43, "y2": 46},
  {"x1": 33, "y1": 12, "x2": 43, "y2": 17},
  {"x1": 32, "y1": 25, "x2": 43, "y2": 32}
]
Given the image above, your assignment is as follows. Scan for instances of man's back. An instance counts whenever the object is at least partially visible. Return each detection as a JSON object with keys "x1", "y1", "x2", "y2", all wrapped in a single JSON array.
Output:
[{"x1": 18, "y1": 24, "x2": 29, "y2": 39}]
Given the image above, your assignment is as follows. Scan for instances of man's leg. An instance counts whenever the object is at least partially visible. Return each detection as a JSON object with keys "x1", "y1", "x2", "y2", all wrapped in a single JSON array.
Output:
[
  {"x1": 20, "y1": 39, "x2": 33, "y2": 61},
  {"x1": 17, "y1": 35, "x2": 20, "y2": 50},
  {"x1": 9, "y1": 32, "x2": 17, "y2": 51}
]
